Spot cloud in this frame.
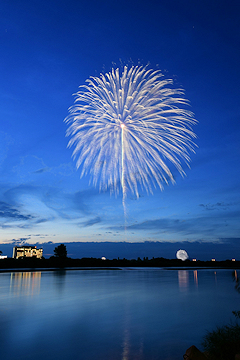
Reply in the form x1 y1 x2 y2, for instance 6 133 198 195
79 216 101 227
110 209 240 238
12 155 48 177
35 218 53 224
199 202 233 211
0 201 33 220
33 167 51 174
219 238 240 246
120 218 199 236
7 237 31 245
27 234 49 237
0 182 107 236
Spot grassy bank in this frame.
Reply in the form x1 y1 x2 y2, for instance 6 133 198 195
1 257 240 270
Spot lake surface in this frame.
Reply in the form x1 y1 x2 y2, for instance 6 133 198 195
0 268 239 360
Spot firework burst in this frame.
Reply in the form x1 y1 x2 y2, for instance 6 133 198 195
65 65 197 201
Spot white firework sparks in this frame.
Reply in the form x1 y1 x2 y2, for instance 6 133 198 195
65 65 197 202
176 249 189 261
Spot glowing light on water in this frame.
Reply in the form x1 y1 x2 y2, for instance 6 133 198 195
65 65 197 201
194 270 198 287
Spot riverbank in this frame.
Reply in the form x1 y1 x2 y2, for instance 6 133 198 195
0 256 240 272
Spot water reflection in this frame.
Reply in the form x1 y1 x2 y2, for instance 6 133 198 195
121 317 144 359
121 295 132 360
1 269 239 360
122 326 130 360
178 270 189 291
193 270 198 287
10 272 41 297
121 289 144 360
232 270 240 293
53 269 66 293
178 270 199 290
214 271 217 284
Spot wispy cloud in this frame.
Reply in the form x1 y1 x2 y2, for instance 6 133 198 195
110 209 240 238
33 167 51 174
199 202 234 211
79 216 101 227
7 237 31 245
0 201 33 220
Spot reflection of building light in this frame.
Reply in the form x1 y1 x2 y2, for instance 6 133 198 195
192 259 197 262
235 270 238 281
211 258 216 261
214 271 217 284
193 270 198 287
10 271 41 297
232 259 236 261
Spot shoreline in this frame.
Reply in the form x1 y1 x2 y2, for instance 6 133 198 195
0 267 122 273
0 265 239 274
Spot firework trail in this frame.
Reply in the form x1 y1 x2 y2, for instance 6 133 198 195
65 65 197 212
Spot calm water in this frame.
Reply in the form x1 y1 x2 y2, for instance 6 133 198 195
0 268 239 360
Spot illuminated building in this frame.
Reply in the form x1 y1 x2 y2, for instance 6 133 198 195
12 246 43 259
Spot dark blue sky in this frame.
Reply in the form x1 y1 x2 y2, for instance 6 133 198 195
1 0 240 260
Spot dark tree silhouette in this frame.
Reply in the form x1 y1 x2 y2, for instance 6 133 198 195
54 244 67 259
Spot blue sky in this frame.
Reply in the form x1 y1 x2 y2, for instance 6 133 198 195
1 0 240 259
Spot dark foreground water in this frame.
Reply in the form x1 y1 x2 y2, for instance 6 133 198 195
0 268 239 360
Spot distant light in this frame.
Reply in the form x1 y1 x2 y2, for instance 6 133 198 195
232 258 236 261
101 256 107 260
176 249 189 261
211 258 216 261
192 259 197 262
0 255 7 259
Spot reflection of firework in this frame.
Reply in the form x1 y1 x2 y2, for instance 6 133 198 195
65 65 197 200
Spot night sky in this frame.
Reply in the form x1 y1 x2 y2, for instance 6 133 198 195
1 0 240 260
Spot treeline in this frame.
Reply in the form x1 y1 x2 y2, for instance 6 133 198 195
0 256 240 270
